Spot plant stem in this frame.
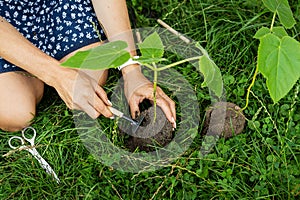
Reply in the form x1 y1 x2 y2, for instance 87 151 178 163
157 56 201 71
241 64 259 112
242 11 276 112
141 56 201 72
270 12 277 32
143 63 155 71
141 56 201 121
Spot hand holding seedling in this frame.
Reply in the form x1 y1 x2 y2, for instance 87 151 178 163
122 66 176 125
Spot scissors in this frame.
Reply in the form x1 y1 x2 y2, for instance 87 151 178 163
8 126 60 184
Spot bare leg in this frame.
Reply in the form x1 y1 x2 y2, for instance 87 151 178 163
0 69 107 132
0 72 44 132
0 42 108 132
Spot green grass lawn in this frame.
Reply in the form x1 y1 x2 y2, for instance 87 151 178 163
1 0 300 199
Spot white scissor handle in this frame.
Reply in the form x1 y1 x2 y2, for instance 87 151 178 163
21 126 37 146
8 136 25 149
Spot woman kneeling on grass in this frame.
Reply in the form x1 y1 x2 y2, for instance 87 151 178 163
0 0 176 132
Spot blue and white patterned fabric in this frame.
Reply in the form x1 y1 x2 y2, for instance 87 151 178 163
0 0 106 73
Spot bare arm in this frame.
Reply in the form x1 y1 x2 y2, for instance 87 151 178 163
91 1 176 126
0 16 61 84
0 16 112 118
91 0 140 74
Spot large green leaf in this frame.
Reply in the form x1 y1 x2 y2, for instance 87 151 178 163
138 32 164 61
262 0 296 28
197 44 223 98
254 26 288 39
272 27 289 38
254 27 271 39
257 33 300 103
61 41 130 70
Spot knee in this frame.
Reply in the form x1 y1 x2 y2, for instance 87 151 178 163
0 109 35 132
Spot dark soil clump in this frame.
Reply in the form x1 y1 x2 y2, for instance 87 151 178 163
122 106 174 152
202 102 246 138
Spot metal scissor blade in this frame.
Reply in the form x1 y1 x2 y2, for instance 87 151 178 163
29 148 60 184
37 155 60 184
109 107 144 134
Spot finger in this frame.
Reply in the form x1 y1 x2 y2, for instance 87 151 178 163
90 93 113 118
83 104 101 119
156 97 173 122
94 85 112 106
168 97 176 129
155 90 176 128
167 95 176 121
129 96 143 119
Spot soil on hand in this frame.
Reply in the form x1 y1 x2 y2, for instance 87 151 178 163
202 102 246 138
122 106 174 152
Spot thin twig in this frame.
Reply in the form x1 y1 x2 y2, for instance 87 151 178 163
3 146 32 157
157 19 191 44
3 144 43 157
250 90 279 135
150 178 166 200
106 178 124 200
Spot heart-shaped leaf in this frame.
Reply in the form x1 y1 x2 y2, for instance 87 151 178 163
262 0 296 28
61 41 130 70
272 27 288 38
197 43 223 98
254 26 288 39
254 27 271 39
257 33 300 103
138 32 164 61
